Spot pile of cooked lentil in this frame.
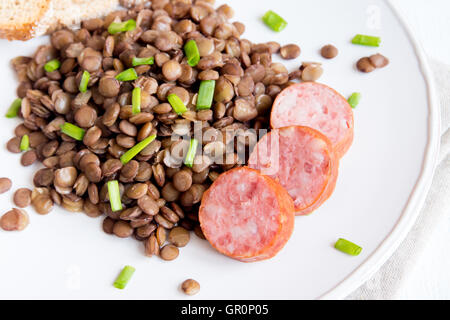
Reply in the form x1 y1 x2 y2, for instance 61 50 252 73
2 0 311 260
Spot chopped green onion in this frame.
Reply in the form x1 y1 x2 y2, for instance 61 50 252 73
44 59 61 72
184 40 200 67
108 19 137 35
79 70 90 93
335 238 362 256
120 135 157 165
5 98 22 118
351 34 381 47
60 122 86 141
20 134 29 151
167 94 187 115
184 139 198 168
348 92 361 109
116 68 138 82
196 80 216 110
107 180 123 212
132 56 155 67
262 10 288 32
114 265 135 289
132 87 141 115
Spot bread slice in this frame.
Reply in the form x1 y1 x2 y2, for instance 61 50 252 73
0 0 124 41
0 0 54 40
51 0 120 28
119 0 148 8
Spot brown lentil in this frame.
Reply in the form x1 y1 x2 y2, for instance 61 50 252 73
120 206 142 220
21 150 37 166
136 223 157 239
161 206 180 224
0 178 12 194
145 234 160 257
280 44 301 60
99 77 121 97
181 279 200 296
0 208 29 231
13 188 32 208
168 226 190 247
113 221 134 238
160 244 179 261
126 183 148 199
7 137 21 153
172 170 192 192
357 57 376 73
162 60 182 81
74 105 97 128
321 44 339 59
102 217 115 234
302 64 324 81
137 195 159 215
32 194 54 215
161 182 180 202
156 225 167 246
154 214 174 229
33 168 54 187
194 225 206 240
369 53 390 68
83 199 102 218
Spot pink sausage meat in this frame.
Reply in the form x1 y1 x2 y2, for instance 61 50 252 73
249 126 339 215
271 82 354 158
199 167 295 262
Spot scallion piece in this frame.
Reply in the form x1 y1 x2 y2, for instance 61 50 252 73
114 265 135 289
60 122 86 141
5 98 22 118
335 238 362 256
107 180 123 212
120 135 157 165
196 80 215 110
20 134 30 151
348 92 361 109
44 59 61 72
108 19 137 35
184 40 200 67
132 56 154 67
167 94 187 115
79 70 90 93
132 87 141 115
351 34 381 47
262 10 288 32
116 68 138 82
184 139 198 168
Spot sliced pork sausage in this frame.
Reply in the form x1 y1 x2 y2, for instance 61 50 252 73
199 167 295 262
249 126 339 215
270 82 354 158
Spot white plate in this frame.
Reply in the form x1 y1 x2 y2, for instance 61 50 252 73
0 0 439 300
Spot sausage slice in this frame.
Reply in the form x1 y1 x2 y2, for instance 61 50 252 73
199 167 295 262
270 82 354 158
249 126 339 215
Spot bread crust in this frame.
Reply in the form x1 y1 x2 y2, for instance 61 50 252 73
0 0 53 41
0 0 121 41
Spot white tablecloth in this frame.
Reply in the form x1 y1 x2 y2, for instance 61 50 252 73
345 0 450 300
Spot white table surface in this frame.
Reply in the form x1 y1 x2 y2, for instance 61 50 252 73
369 0 450 300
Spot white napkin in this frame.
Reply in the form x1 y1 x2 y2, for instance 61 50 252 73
347 60 450 300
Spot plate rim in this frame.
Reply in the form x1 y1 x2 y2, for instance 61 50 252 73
320 0 441 300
